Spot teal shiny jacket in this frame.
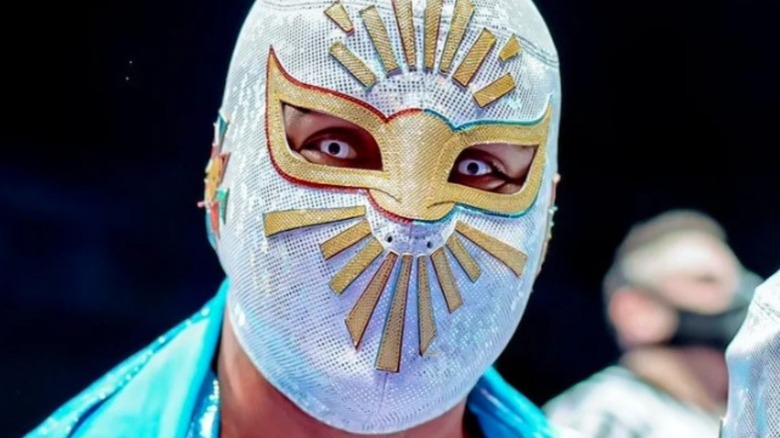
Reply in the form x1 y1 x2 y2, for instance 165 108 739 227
28 280 552 438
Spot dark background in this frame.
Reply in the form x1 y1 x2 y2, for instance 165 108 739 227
3 0 778 435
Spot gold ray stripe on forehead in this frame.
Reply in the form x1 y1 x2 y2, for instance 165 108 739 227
360 6 401 75
452 28 497 88
455 222 527 277
264 206 366 237
392 0 417 71
324 1 355 34
424 0 443 71
376 254 412 372
320 219 373 260
330 238 385 295
329 42 378 88
446 234 481 282
346 252 398 348
473 73 517 108
417 256 436 355
430 249 464 313
438 0 475 74
499 35 522 62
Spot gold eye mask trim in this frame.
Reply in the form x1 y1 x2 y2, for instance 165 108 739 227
266 49 553 221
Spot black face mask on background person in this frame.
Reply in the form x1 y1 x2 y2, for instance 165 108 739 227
657 270 762 351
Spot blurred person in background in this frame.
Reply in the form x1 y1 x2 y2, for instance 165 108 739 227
28 0 577 437
544 210 761 437
722 269 779 437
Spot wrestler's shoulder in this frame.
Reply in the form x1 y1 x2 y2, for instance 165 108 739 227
26 299 221 438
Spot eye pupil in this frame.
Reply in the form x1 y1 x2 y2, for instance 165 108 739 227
467 162 480 175
327 142 342 155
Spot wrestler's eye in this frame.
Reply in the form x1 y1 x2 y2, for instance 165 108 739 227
283 104 382 170
316 139 355 159
449 143 536 194
457 159 492 176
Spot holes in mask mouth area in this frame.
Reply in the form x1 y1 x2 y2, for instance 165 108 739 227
448 143 537 194
386 235 394 243
281 103 383 171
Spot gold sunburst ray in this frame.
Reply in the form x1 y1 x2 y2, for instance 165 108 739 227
455 221 527 276
360 6 401 75
320 219 373 260
445 234 481 281
417 256 437 355
345 252 399 348
430 248 464 313
263 206 366 237
438 0 476 74
376 254 413 372
325 1 355 34
330 238 385 295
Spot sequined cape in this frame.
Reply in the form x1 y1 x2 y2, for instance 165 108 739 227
27 280 552 438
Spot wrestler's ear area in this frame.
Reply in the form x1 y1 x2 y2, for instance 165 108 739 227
552 173 561 203
282 103 383 171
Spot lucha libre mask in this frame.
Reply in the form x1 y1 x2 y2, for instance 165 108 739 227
199 0 561 433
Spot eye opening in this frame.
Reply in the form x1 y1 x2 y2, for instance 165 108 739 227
282 103 383 171
448 143 537 195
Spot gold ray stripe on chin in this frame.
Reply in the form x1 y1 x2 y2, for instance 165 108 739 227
430 248 464 313
330 238 385 295
446 234 481 282
346 252 399 348
263 206 366 237
455 221 527 277
417 256 436 355
376 254 413 372
320 220 373 260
